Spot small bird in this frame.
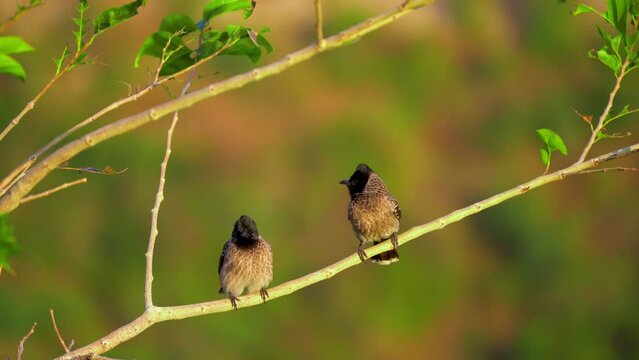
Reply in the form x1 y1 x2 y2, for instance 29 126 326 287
340 163 401 265
218 215 273 309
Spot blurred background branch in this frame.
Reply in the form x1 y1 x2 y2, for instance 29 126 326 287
0 0 42 34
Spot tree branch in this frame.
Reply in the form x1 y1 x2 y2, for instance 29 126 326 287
578 166 639 174
577 58 630 162
0 0 431 215
0 157 35 196
0 37 98 143
17 322 37 360
57 142 639 359
18 178 87 204
28 38 237 161
0 0 43 34
144 33 203 309
49 308 70 353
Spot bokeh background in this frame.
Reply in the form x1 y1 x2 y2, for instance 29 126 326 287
2 0 639 358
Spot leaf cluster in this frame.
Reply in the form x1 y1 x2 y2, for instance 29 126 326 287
574 0 639 74
0 36 34 80
134 0 272 76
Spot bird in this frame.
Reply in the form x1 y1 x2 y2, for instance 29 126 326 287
340 163 401 265
218 215 273 309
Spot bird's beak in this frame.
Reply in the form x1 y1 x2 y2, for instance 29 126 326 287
339 179 349 185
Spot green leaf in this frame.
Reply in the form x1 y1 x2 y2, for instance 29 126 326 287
0 214 19 273
73 0 89 51
573 3 600 15
134 31 194 75
159 14 197 34
596 26 622 56
605 104 639 125
69 52 89 70
200 26 272 62
590 47 622 74
540 147 551 167
537 128 568 155
53 46 70 75
0 36 35 54
536 128 567 168
606 0 628 34
0 53 27 81
202 0 253 23
243 0 256 19
94 0 146 33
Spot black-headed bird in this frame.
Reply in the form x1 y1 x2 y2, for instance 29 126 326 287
218 215 273 309
340 163 401 265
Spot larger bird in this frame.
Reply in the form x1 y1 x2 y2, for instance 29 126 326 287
340 163 401 265
218 215 273 309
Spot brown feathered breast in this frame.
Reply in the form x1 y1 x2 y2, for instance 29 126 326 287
218 237 273 298
347 173 401 244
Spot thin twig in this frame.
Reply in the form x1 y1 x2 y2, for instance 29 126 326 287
0 157 35 196
0 37 97 143
144 33 203 309
50 308 70 353
579 167 639 174
577 58 630 163
17 322 37 360
28 38 237 161
0 1 43 34
314 0 325 47
0 0 431 214
19 178 87 204
58 142 639 359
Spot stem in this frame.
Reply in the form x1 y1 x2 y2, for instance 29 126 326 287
0 38 96 143
17 322 37 360
577 58 630 163
57 142 639 359
314 0 325 47
145 33 203 308
19 178 86 204
0 1 43 34
0 0 431 214
50 308 69 353
30 40 237 161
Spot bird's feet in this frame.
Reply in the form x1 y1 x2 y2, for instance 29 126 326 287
228 294 240 310
357 246 368 263
391 232 399 249
260 288 269 303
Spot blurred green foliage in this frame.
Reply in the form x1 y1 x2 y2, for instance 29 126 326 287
1 0 639 359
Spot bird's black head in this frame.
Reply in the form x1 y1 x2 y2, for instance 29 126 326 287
340 163 373 197
232 215 260 246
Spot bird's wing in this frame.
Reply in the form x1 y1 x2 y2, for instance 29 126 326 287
391 196 402 220
217 240 230 275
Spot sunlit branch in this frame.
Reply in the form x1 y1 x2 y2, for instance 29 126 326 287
58 142 639 359
19 178 87 204
0 0 431 214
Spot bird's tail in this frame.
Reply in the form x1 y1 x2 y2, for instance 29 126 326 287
370 241 399 265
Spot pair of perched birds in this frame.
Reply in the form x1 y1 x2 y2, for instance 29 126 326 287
218 163 401 309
